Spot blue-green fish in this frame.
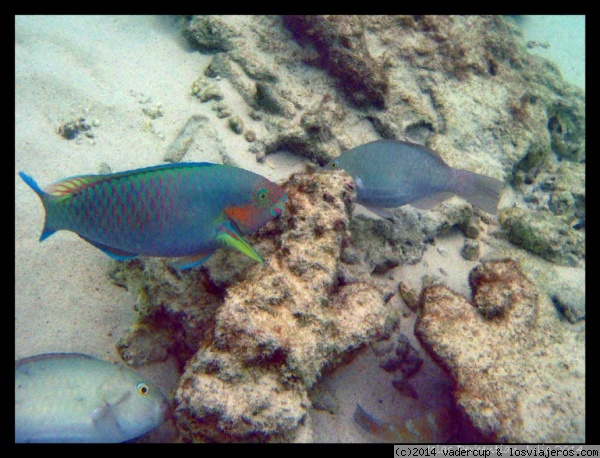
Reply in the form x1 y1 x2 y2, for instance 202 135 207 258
15 353 170 443
19 163 287 269
354 404 456 443
325 140 503 215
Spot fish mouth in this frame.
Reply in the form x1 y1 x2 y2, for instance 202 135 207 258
270 194 288 217
159 398 173 423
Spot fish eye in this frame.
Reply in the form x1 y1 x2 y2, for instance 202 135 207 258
136 382 149 396
330 161 338 169
257 188 268 200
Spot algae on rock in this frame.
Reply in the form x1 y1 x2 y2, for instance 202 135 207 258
500 207 584 267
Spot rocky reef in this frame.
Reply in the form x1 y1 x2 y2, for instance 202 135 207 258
183 14 584 269
112 171 388 442
415 259 584 442
109 15 584 442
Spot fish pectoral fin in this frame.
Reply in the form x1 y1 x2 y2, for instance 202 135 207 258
91 404 126 441
216 222 264 264
170 252 213 270
79 236 138 261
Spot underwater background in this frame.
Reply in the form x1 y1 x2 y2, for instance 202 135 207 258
15 16 585 442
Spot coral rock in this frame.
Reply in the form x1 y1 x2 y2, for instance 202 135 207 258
173 171 388 442
500 207 584 267
284 15 389 108
415 260 584 442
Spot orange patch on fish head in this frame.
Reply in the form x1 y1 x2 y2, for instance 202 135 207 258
224 180 287 233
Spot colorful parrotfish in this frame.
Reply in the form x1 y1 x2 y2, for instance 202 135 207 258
19 163 287 269
354 404 457 443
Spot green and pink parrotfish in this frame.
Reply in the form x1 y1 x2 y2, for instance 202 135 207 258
19 162 287 269
325 139 504 217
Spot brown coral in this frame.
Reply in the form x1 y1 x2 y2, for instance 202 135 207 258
172 171 388 442
415 259 584 442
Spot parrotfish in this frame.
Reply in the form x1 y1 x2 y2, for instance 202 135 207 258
354 404 456 443
15 353 170 443
19 163 287 269
325 140 503 216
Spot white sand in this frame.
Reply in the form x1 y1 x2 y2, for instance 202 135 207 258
14 15 527 443
518 15 585 90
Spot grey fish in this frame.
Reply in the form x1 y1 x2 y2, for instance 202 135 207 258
354 404 456 443
15 353 170 443
325 140 504 215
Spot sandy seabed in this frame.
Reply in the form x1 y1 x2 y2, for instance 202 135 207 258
15 15 584 443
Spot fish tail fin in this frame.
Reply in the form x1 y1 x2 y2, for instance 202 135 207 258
354 404 384 436
453 169 504 215
19 171 59 241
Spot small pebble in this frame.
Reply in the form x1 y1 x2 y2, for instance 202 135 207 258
395 334 410 359
372 339 394 357
399 281 420 312
98 162 112 174
379 353 404 373
213 103 232 118
391 376 419 399
228 116 244 135
379 310 400 340
462 239 480 261
142 104 163 119
462 215 481 239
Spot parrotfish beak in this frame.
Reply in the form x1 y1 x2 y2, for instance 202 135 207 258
271 206 282 218
270 193 287 218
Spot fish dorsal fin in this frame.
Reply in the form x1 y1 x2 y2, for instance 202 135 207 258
15 352 94 367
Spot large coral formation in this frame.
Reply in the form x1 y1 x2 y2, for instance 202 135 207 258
174 172 387 442
111 16 584 442
174 171 387 442
184 14 584 267
113 171 388 442
415 259 584 442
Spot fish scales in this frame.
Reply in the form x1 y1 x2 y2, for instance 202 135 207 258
65 168 186 253
19 162 287 268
